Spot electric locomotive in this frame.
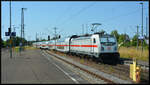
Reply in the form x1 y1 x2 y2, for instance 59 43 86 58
68 32 120 64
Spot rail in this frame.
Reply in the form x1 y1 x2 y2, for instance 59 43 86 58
44 50 133 84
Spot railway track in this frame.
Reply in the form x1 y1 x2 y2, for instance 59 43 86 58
121 58 149 70
50 50 130 77
44 49 149 84
44 50 133 84
44 50 115 84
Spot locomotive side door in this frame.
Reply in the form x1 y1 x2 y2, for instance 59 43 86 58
91 35 99 58
91 37 96 54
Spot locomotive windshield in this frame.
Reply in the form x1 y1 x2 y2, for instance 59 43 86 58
100 37 116 43
100 36 116 46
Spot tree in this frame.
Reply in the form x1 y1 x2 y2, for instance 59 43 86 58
119 34 124 44
111 30 120 42
5 36 27 47
1 38 10 48
1 38 5 48
118 33 130 47
41 39 47 41
131 34 138 46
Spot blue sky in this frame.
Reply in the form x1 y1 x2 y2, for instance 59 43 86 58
1 1 149 41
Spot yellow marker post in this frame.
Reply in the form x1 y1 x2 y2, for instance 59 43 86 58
130 58 141 83
130 58 136 81
133 58 136 82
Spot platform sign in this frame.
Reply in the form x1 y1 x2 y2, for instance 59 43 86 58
5 32 16 36
11 32 16 36
5 32 10 36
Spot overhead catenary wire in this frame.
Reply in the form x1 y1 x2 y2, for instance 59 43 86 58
54 4 73 26
102 7 148 23
58 2 96 27
56 2 136 29
43 3 148 40
49 3 147 37
45 4 72 38
52 2 96 38
101 7 148 37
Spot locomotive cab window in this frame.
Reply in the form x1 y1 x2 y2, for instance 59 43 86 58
100 36 116 46
93 38 96 43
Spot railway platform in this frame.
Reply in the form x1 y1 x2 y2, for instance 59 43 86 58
1 48 88 84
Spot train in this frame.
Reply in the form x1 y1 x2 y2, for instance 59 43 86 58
33 32 120 64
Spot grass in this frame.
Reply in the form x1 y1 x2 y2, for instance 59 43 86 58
109 66 115 73
118 46 149 62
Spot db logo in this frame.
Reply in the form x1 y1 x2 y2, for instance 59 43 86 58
107 47 111 50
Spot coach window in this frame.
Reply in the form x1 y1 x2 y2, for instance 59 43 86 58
93 38 96 43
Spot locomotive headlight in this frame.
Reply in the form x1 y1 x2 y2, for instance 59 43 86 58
101 47 104 51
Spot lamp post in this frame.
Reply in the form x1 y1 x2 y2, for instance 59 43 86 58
53 27 57 50
140 2 143 52
20 8 27 51
9 0 12 58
